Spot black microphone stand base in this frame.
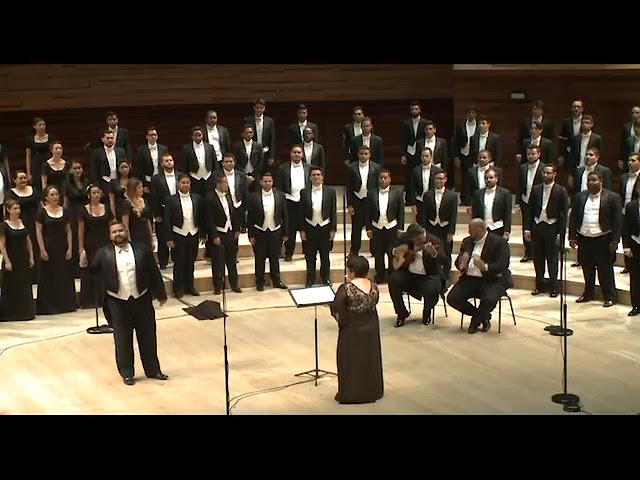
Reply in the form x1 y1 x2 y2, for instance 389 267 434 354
552 393 581 412
294 369 337 385
86 325 114 334
549 326 573 336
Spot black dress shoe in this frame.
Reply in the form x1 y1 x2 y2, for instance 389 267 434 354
576 295 593 303
174 291 184 299
571 262 581 267
549 290 558 298
628 307 640 316
603 300 615 308
213 289 221 295
123 377 135 386
394 311 409 328
274 281 288 289
481 320 492 332
256 285 264 292
284 255 293 262
187 287 200 296
147 372 169 380
622 268 630 274
422 308 432 325
305 282 313 288
322 280 332 286
520 256 531 262
531 289 543 296
231 286 243 293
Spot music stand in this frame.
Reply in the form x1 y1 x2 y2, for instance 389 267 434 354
289 284 338 386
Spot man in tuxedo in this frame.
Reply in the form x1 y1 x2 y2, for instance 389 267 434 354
470 167 512 240
447 218 513 334
90 221 168 386
232 124 263 194
470 115 502 166
366 169 404 283
205 174 242 295
203 110 231 167
149 153 180 269
569 171 622 307
517 99 554 148
622 194 640 316
277 145 311 262
301 127 326 174
518 121 554 165
349 117 384 166
90 130 127 193
620 153 640 273
133 126 168 192
388 223 447 327
619 105 640 172
622 122 640 169
343 105 365 165
453 107 478 204
524 164 569 297
406 147 443 222
164 174 204 299
416 120 448 171
421 170 458 280
299 167 337 287
515 145 544 262
220 152 249 235
572 147 612 193
287 104 319 146
244 99 276 171
567 115 603 181
246 172 288 291
181 126 217 198
92 111 131 160
400 101 428 190
558 99 584 168
347 146 381 256
467 150 502 200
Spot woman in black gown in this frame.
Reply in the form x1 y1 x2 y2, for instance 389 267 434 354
122 177 153 251
78 184 113 308
25 117 55 191
7 171 42 283
0 200 35 321
35 185 77 315
329 255 384 405
108 159 131 221
65 160 89 278
41 141 68 195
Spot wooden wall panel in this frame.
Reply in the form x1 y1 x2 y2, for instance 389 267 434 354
0 64 453 111
0 98 453 186
452 68 640 193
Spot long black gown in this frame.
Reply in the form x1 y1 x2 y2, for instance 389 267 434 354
125 198 153 249
7 187 42 284
35 207 77 315
0 222 35 321
330 281 384 404
79 206 113 308
65 178 89 278
42 162 68 195
25 134 55 191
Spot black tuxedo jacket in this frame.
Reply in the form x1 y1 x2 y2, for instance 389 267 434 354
133 143 169 185
573 164 612 192
243 115 276 158
276 162 312 196
569 189 623 244
163 192 204 239
223 170 249 207
203 190 241 239
467 165 503 200
400 117 428 156
567 133 604 173
518 117 554 147
407 164 444 206
203 124 231 158
350 134 384 165
346 161 382 207
246 189 288 239
620 171 640 205
93 127 130 156
558 116 583 158
232 141 263 176
90 146 127 184
302 142 326 173
149 171 181 219
394 230 447 278
622 199 640 249
471 186 513 233
455 233 512 288
621 121 635 160
453 121 477 157
520 137 554 164
298 185 337 232
416 136 448 171
421 189 458 235
343 122 362 157
287 121 319 145
365 188 405 231
524 183 569 235
470 132 502 166
89 242 167 301
516 162 544 207
181 142 217 176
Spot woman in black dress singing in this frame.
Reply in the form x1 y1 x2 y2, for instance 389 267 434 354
329 255 384 404
7 170 41 283
108 159 131 220
41 141 68 194
78 184 113 308
0 199 35 321
35 185 77 315
122 177 153 251
25 117 55 190
65 160 90 278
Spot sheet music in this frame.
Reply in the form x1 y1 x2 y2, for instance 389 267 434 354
289 285 336 307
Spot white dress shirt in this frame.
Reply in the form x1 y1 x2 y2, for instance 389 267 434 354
461 120 476 156
148 143 159 179
466 232 488 278
535 182 557 224
354 161 369 200
216 189 232 233
164 171 177 196
354 122 363 138
108 243 146 300
308 185 329 227
104 146 117 182
286 162 306 202
429 188 449 227
207 125 223 162
225 170 242 208
580 164 597 192
372 188 397 230
362 134 371 148
625 171 639 207
522 161 540 204
191 141 211 180
255 116 265 149
304 141 314 165
243 140 254 174
173 192 198 236
478 132 488 152
580 190 606 237
579 133 591 168
257 189 280 231
418 164 432 201
483 186 503 231
477 165 489 190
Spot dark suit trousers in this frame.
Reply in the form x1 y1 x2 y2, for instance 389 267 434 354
156 219 171 267
371 226 397 279
189 176 214 198
388 270 441 317
105 291 161 378
531 221 560 291
211 230 239 290
629 243 640 306
254 228 282 286
426 223 452 277
304 224 331 284
172 232 199 294
460 154 474 204
520 202 532 257
447 276 506 323
285 200 304 258
489 227 505 238
404 155 420 192
350 196 369 255
415 200 426 229
577 233 616 301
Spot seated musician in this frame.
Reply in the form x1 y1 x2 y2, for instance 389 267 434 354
388 223 447 327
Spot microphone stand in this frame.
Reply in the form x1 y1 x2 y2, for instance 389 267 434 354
550 239 581 412
222 260 230 416
87 273 113 335
343 187 347 278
